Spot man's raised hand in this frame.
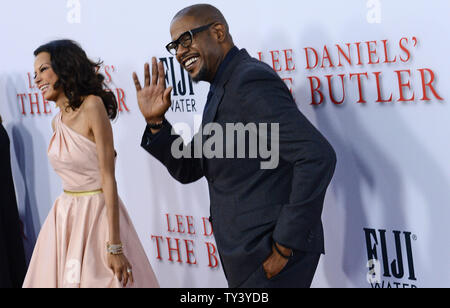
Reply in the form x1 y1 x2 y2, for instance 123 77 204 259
132 57 173 124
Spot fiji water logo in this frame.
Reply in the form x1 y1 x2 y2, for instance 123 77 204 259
159 57 198 113
364 228 418 288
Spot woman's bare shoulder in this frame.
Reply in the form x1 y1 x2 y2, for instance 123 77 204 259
83 95 104 110
80 95 108 119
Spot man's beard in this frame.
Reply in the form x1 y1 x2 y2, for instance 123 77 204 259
192 65 209 83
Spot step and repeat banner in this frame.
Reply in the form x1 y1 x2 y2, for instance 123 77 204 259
0 0 449 288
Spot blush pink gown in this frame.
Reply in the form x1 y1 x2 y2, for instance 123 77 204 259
23 113 159 288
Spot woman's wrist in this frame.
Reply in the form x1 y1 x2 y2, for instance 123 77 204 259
107 242 124 255
108 230 121 244
109 238 121 244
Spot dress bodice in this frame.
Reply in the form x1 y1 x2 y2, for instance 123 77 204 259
48 113 102 192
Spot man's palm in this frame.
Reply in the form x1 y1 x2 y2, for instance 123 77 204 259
133 57 173 123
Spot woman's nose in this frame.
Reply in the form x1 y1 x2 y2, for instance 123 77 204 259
34 74 41 85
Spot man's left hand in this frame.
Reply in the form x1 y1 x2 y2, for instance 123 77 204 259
262 243 292 280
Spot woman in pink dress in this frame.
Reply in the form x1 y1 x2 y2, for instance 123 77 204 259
23 40 159 288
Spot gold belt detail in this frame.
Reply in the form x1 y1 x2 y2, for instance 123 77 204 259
64 189 103 197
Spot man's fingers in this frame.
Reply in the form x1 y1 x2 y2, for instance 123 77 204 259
163 87 173 105
151 57 158 86
132 72 142 92
144 62 151 87
158 61 167 89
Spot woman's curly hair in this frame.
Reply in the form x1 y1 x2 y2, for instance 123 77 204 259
34 40 118 120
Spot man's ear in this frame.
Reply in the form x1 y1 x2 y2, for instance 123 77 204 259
212 23 227 43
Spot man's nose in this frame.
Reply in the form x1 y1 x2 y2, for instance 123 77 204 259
176 44 190 62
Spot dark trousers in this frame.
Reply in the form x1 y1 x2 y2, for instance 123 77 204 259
238 252 321 288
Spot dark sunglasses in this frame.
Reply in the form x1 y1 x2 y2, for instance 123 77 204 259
166 23 215 55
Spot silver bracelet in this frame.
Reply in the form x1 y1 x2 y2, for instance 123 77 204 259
107 243 124 255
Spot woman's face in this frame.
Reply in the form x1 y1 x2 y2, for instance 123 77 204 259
34 52 62 102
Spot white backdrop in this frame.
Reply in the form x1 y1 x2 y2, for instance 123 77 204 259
1 0 449 288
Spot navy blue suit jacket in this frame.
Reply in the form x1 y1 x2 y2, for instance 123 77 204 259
141 49 336 288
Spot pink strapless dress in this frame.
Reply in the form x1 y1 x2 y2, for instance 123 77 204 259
23 113 159 288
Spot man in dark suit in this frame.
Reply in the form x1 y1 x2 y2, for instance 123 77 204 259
133 4 336 288
0 118 27 288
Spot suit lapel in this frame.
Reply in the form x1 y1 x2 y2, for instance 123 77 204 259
201 49 250 128
200 49 251 172
202 86 225 127
201 86 224 165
